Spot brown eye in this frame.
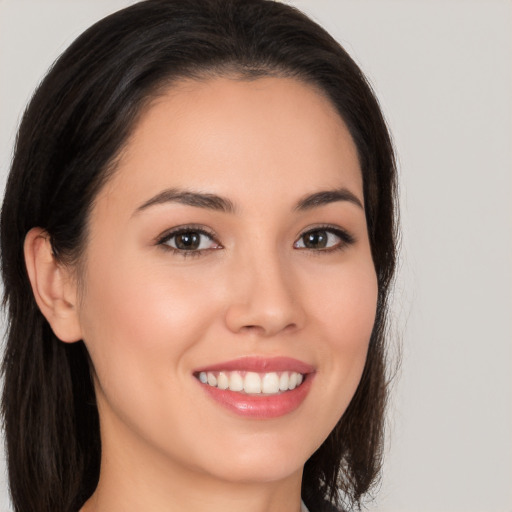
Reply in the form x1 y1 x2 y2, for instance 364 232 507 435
161 228 219 252
294 227 354 251
302 230 329 249
174 232 201 250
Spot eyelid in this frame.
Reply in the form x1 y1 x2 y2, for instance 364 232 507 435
154 223 354 256
156 224 222 255
294 224 355 251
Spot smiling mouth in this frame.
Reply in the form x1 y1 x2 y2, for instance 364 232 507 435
194 357 315 418
196 370 305 395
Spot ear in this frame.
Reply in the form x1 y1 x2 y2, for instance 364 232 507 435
24 227 82 343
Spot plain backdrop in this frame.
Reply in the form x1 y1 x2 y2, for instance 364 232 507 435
0 1 511 511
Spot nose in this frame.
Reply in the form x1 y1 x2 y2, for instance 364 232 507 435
224 252 305 337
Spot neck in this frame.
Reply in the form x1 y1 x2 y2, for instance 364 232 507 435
81 413 304 512
83 462 303 512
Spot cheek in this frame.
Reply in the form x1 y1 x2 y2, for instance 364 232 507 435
77 251 221 390
336 265 378 375
306 260 378 410
76 253 227 452
309 259 378 347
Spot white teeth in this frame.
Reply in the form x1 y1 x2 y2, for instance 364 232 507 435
244 372 261 394
262 372 280 394
279 372 289 391
217 372 229 390
198 370 305 395
288 372 297 390
229 372 244 392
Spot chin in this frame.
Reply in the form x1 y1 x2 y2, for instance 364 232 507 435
203 454 304 485
187 428 320 485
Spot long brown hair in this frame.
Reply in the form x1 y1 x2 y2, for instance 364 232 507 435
1 1 398 510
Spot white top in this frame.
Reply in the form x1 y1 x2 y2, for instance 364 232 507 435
301 500 310 512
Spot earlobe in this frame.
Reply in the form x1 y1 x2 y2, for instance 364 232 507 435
24 227 82 343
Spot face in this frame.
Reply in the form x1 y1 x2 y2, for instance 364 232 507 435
75 76 378 486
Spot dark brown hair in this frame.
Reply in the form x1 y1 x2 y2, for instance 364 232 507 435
1 1 398 511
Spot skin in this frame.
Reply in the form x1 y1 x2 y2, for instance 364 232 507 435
26 76 378 512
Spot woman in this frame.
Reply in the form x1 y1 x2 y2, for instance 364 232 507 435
0 1 397 511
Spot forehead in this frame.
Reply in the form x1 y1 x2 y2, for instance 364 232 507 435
98 76 362 213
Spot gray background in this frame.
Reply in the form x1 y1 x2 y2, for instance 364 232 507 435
1 0 511 510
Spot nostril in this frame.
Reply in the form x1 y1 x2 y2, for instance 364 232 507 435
240 324 260 333
239 322 298 336
224 297 304 336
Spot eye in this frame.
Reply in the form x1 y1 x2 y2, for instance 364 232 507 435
294 227 354 251
158 227 221 254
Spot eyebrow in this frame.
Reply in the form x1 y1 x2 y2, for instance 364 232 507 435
134 186 363 216
135 188 236 214
295 188 364 211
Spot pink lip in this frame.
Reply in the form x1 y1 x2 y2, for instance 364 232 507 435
194 356 315 374
194 357 316 419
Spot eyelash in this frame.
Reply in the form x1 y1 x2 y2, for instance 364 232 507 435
156 224 355 258
156 225 221 258
294 225 355 253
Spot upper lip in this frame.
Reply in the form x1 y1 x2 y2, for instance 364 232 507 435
194 356 315 374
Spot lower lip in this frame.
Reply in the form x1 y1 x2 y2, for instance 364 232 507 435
198 375 314 419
